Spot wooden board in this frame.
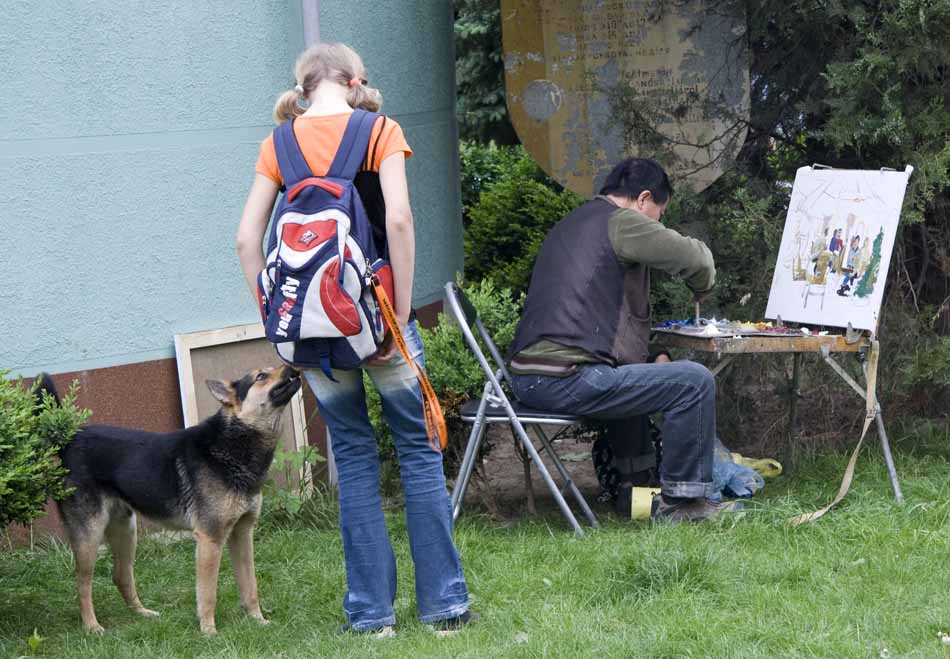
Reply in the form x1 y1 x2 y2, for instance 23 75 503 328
174 324 308 487
651 330 869 354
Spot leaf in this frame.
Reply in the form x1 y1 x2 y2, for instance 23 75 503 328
26 628 44 652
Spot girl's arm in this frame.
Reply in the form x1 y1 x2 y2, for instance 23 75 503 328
365 152 414 364
378 151 414 330
236 174 280 303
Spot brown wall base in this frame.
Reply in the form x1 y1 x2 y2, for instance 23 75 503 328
5 300 443 549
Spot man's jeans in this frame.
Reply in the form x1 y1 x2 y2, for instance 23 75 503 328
511 360 716 498
304 321 469 630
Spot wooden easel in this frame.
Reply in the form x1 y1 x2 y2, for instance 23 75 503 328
652 327 903 512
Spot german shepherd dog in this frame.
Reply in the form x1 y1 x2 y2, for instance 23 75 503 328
36 366 301 635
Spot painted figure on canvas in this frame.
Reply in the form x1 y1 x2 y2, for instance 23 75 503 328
828 228 843 272
837 235 862 296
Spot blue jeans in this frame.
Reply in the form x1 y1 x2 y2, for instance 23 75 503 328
304 321 469 630
511 360 716 498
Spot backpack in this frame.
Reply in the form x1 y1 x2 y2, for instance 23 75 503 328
257 110 394 379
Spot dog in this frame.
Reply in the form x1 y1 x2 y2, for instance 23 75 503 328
35 365 301 635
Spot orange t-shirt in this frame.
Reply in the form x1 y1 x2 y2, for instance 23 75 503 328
255 113 412 186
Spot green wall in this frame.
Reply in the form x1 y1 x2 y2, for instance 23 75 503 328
0 1 462 377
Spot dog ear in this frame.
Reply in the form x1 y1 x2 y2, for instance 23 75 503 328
206 379 235 406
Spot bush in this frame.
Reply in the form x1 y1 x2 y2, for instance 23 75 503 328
259 444 337 531
463 143 583 298
458 140 527 223
896 322 950 413
0 375 89 528
420 278 524 404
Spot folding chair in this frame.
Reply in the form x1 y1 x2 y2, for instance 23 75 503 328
443 282 598 537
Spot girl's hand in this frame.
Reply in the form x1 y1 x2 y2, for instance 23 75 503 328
365 333 395 365
365 314 411 366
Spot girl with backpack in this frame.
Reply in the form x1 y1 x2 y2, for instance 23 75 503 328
236 42 470 635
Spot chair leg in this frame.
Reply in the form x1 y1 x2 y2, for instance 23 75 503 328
532 426 598 528
510 421 585 538
452 412 488 522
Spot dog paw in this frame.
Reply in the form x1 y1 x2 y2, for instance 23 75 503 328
135 607 160 618
245 610 270 625
200 624 218 636
85 623 106 635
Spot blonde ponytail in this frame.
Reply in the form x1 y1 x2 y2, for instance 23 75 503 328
346 83 382 112
272 88 306 124
272 42 384 124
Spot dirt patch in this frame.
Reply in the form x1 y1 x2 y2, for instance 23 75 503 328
454 425 606 521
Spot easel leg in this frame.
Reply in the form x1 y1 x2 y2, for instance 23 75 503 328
863 340 904 505
789 353 802 439
875 411 904 504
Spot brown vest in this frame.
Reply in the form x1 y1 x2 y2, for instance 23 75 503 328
510 198 651 366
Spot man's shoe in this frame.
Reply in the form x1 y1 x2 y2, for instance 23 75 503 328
650 494 738 522
337 623 396 638
427 610 477 637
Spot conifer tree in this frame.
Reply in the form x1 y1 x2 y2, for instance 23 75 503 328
855 228 884 298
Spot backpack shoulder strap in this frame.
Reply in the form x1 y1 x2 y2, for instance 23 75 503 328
362 115 387 173
327 109 380 181
273 120 313 189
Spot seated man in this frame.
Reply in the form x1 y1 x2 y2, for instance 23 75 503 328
508 158 724 521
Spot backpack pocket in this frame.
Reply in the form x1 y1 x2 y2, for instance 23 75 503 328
273 209 352 272
297 256 365 339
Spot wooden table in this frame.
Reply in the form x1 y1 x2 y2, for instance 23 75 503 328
651 328 903 504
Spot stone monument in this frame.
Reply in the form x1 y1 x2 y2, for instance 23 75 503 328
501 0 750 194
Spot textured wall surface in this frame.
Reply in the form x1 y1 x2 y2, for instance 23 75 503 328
0 1 462 376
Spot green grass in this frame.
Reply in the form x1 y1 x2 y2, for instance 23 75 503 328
3 425 950 658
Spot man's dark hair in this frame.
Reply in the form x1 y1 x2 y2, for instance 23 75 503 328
598 158 673 204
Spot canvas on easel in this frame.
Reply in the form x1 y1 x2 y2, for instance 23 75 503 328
765 165 913 332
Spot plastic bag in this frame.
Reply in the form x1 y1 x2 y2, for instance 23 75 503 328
711 437 765 500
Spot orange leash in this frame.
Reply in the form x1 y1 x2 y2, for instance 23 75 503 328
370 274 447 451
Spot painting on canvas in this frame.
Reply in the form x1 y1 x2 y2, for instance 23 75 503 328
765 166 912 332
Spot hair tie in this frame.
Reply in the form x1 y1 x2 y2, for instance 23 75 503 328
294 84 304 95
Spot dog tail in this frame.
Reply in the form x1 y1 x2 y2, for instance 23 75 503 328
33 372 61 408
